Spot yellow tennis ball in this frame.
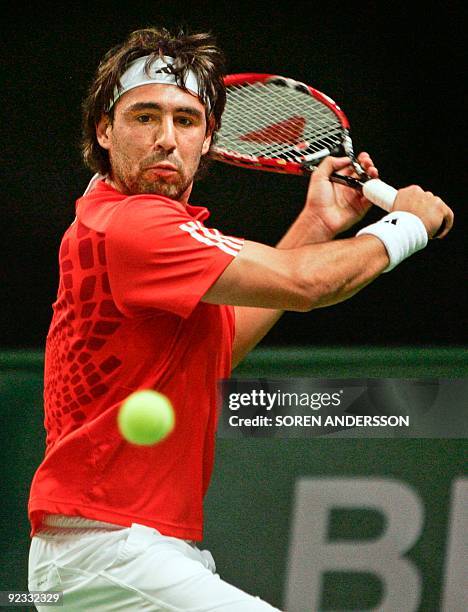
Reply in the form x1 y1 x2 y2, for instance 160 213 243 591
118 390 175 445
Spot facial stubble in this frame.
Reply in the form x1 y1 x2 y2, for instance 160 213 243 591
108 131 204 199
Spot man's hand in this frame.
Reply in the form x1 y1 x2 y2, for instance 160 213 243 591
303 153 378 239
393 186 454 239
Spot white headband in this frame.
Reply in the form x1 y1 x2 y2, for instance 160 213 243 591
109 55 207 110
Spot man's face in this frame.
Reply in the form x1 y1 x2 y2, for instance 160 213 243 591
97 84 212 202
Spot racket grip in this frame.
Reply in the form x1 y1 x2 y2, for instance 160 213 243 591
362 179 398 212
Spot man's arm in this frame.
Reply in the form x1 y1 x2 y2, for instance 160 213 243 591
202 164 453 367
204 235 389 311
229 209 339 368
228 153 378 368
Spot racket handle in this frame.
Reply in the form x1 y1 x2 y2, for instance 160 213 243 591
362 179 398 212
328 173 398 212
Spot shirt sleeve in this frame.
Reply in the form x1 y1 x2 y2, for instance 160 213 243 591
106 196 244 318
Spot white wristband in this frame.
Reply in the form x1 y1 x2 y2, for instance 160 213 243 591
356 211 428 272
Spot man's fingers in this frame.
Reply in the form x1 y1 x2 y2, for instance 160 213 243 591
357 152 378 178
428 197 454 239
312 154 380 196
394 186 454 239
314 154 379 182
313 156 351 180
434 207 454 239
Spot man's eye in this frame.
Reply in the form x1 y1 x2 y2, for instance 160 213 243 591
137 115 152 123
177 117 194 126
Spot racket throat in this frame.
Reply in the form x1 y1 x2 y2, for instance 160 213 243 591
329 172 366 191
301 129 369 191
342 132 367 178
300 131 367 181
301 159 369 192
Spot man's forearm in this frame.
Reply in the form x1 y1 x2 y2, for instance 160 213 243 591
232 209 336 368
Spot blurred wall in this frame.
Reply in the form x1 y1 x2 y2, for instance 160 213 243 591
2 348 466 610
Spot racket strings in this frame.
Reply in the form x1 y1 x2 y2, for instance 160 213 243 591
218 82 344 161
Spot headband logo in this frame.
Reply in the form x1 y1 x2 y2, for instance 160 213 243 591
153 65 175 75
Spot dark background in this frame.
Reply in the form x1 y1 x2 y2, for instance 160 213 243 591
2 1 466 349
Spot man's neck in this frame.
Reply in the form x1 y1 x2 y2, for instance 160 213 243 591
105 176 192 206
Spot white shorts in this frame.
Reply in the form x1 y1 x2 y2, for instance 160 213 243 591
28 516 281 611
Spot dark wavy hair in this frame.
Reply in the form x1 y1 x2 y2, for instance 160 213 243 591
81 27 226 176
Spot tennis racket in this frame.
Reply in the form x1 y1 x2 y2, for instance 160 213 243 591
210 73 398 212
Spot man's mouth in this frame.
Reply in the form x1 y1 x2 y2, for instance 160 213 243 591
146 163 178 176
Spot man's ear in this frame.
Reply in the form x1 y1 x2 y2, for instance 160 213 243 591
201 116 215 155
96 115 112 150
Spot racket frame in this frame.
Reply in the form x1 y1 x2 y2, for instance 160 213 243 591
212 73 368 183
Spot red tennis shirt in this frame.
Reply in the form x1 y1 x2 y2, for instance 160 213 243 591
28 178 243 541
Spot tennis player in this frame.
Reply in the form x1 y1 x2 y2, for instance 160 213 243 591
28 27 453 611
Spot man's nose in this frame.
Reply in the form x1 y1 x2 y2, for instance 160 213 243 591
154 117 177 151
